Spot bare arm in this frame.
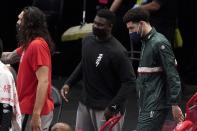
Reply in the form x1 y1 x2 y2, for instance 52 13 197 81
31 66 49 130
1 50 20 64
140 1 160 12
109 0 123 12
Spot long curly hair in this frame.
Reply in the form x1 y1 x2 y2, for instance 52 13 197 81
17 6 55 53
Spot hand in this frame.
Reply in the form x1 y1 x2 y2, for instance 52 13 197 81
172 105 184 122
30 114 42 131
104 107 115 121
104 105 121 121
60 84 70 102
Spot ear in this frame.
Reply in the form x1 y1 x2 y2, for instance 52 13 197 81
139 21 146 26
138 21 143 25
108 23 113 30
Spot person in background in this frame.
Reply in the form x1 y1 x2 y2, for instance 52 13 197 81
1 6 55 131
51 122 73 131
133 0 178 44
130 0 178 72
123 8 184 131
0 38 21 131
61 9 136 131
96 0 136 51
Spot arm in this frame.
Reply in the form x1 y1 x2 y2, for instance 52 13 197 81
139 1 161 12
105 51 136 120
157 42 184 122
1 50 20 64
61 62 82 102
64 62 82 87
109 0 123 12
31 66 49 130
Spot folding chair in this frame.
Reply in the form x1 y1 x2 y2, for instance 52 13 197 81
128 50 141 61
51 86 63 124
100 115 122 131
174 92 197 131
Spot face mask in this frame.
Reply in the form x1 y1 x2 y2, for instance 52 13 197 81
129 32 141 44
93 27 108 39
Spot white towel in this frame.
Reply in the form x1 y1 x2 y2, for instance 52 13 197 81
0 61 22 131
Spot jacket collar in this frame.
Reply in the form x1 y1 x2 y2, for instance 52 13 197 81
142 27 157 41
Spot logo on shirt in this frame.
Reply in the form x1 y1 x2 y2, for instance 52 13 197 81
96 54 103 67
160 45 165 50
111 105 117 110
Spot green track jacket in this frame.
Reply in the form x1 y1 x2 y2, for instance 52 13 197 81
137 28 181 112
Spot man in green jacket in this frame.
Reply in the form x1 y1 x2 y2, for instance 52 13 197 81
123 8 184 131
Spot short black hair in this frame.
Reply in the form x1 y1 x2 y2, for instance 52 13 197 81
0 38 3 58
123 8 150 23
96 9 116 25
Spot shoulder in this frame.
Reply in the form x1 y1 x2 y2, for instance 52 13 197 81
110 38 129 59
0 63 13 82
82 33 94 42
151 32 171 48
28 37 49 52
81 33 95 46
30 37 48 48
151 33 173 55
111 37 127 53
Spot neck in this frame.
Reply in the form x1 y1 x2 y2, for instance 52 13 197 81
96 34 112 41
143 23 152 36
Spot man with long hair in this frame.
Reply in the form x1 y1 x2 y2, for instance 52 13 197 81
1 6 55 131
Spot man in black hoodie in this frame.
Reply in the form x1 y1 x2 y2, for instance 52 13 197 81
61 9 136 131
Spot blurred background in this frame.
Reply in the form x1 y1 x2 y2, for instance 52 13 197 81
0 0 196 83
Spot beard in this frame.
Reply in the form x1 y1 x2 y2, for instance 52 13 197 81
16 23 26 46
16 24 22 43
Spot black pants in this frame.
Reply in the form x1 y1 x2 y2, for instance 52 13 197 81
0 103 12 131
137 110 168 131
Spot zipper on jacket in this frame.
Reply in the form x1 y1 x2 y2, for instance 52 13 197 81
139 42 145 66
